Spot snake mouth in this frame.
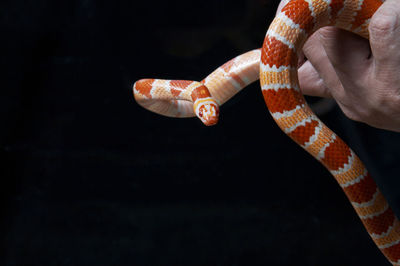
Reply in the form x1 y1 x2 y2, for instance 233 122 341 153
194 98 219 126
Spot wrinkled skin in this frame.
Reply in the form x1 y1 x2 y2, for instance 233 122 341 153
277 0 400 132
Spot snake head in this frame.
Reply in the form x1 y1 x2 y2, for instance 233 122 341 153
193 98 219 126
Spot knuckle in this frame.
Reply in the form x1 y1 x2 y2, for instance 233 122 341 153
378 93 400 115
339 99 375 124
337 101 362 122
351 94 395 125
342 109 362 123
369 7 399 38
317 27 340 43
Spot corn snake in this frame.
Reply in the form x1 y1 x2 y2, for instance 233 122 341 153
133 0 400 264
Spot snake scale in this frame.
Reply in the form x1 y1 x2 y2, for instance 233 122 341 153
133 0 400 263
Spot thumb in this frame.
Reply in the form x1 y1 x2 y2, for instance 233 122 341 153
369 0 400 77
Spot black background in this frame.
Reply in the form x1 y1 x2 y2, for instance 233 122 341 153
1 0 400 265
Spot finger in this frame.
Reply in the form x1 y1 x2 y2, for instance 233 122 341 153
369 0 400 77
298 60 331 98
302 30 344 98
317 27 371 80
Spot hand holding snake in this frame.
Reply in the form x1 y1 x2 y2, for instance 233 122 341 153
295 0 400 131
133 0 400 264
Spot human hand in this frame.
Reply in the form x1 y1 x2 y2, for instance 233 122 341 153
276 0 400 132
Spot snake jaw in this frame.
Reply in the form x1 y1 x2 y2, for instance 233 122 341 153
193 98 219 126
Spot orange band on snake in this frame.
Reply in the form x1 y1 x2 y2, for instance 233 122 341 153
134 0 400 264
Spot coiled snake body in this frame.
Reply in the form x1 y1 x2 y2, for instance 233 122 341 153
134 0 400 263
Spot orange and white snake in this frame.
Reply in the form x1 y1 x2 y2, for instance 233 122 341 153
133 0 400 264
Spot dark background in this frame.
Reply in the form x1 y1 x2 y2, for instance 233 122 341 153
1 0 400 265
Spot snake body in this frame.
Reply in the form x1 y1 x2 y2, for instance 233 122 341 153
134 0 400 263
